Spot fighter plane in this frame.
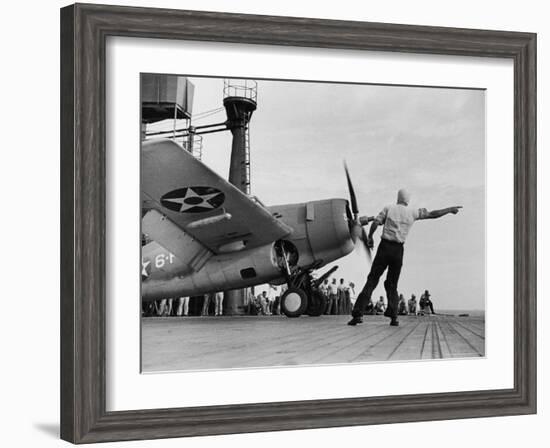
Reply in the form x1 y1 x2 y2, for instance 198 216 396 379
141 138 373 317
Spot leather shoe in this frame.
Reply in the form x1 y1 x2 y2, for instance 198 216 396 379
347 317 363 326
390 319 399 326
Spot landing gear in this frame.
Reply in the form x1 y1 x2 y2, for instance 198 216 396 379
280 279 327 318
274 240 337 318
280 264 330 318
280 288 308 318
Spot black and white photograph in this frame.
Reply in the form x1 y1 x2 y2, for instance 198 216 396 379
140 74 485 372
1 0 542 445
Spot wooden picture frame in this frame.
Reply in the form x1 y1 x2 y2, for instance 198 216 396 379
60 3 536 443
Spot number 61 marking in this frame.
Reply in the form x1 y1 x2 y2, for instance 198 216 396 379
154 253 175 268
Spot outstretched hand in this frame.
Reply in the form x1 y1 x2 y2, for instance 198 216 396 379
450 206 463 215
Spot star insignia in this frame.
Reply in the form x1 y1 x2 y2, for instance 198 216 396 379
142 260 151 277
162 187 223 212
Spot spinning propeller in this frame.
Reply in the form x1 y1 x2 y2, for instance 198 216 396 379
344 162 373 262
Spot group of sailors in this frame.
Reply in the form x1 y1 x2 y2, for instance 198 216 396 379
141 287 281 317
246 286 283 316
141 292 224 318
317 279 436 316
141 283 436 318
362 290 437 316
319 278 356 315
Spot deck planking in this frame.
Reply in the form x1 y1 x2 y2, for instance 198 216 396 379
141 314 485 372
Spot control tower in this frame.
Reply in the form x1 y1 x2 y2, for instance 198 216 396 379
223 79 257 194
223 79 258 314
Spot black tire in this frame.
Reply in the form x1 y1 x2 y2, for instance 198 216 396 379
280 287 308 318
307 290 327 317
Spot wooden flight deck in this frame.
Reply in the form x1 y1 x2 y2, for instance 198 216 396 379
141 314 485 372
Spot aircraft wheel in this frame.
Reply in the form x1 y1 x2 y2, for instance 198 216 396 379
281 287 308 318
307 290 327 317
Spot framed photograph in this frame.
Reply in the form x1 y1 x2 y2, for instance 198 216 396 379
60 3 536 444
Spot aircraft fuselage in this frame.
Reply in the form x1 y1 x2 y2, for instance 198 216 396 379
141 198 354 300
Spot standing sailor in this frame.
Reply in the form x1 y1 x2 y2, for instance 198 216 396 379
348 189 461 327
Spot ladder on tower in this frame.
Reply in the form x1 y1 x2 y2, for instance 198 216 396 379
243 127 251 195
182 132 203 161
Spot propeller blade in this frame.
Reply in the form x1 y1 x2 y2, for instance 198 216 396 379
344 161 371 264
360 227 372 262
350 223 362 241
344 161 359 217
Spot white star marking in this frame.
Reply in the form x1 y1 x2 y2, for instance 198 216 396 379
163 188 222 212
141 260 151 277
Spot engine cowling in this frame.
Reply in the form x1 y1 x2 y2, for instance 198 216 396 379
269 198 355 269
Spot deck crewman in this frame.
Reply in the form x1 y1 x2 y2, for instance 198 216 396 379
348 189 461 327
408 294 417 315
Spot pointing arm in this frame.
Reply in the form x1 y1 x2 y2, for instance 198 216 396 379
423 206 463 219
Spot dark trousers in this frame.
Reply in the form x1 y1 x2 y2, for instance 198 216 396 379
338 291 346 314
325 294 337 315
352 239 404 318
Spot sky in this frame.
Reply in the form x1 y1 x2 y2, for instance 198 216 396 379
147 76 486 311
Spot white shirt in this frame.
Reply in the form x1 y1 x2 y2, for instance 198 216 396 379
267 285 278 300
348 286 357 304
375 203 428 243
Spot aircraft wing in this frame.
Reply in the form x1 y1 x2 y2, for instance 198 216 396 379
142 139 293 254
